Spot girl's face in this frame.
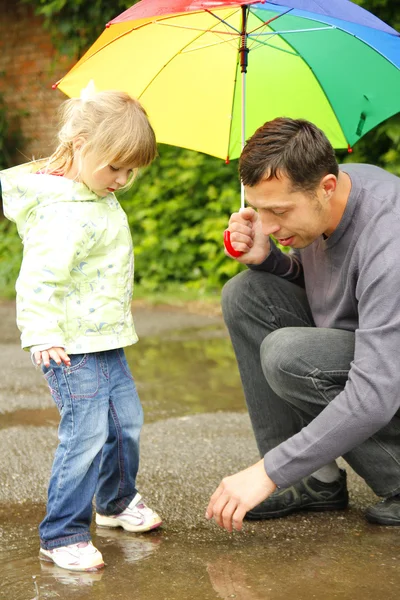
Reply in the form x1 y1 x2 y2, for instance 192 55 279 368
80 151 135 197
65 140 136 196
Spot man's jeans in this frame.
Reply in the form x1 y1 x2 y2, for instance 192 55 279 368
40 349 143 550
222 270 400 498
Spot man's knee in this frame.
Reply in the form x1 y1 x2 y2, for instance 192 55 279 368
260 328 298 394
221 270 280 328
221 270 253 325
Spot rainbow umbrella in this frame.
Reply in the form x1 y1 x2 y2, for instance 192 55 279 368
56 0 400 164
55 0 400 256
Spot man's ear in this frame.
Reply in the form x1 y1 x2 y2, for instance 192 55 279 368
321 174 337 200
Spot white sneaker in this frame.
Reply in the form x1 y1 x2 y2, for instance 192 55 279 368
96 493 163 533
39 541 104 572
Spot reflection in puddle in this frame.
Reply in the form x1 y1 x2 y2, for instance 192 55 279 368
206 538 400 600
0 407 59 430
40 561 104 587
125 331 245 422
95 528 163 564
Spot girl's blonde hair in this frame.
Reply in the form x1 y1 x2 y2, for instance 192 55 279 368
45 90 157 187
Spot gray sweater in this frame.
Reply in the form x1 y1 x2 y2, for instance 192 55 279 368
256 164 400 488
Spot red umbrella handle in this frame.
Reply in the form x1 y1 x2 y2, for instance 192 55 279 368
224 229 243 258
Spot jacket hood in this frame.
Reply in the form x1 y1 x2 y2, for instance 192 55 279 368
1 162 101 238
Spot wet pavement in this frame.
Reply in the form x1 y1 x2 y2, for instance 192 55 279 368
0 300 399 600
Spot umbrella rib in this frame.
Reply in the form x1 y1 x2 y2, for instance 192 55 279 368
226 59 239 162
181 36 240 54
155 8 244 53
248 38 300 58
249 26 335 37
136 12 241 100
156 22 237 37
251 9 400 68
337 29 400 69
204 8 240 35
57 8 240 77
301 74 349 147
247 27 336 57
249 6 293 34
250 11 348 145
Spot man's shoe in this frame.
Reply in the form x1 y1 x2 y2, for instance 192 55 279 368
365 494 400 526
39 541 104 572
96 493 162 533
245 469 348 520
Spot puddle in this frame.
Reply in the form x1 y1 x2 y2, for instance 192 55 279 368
1 325 400 599
1 503 399 600
125 331 245 422
0 331 245 429
0 408 59 430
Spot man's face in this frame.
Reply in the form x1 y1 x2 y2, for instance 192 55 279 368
245 173 332 249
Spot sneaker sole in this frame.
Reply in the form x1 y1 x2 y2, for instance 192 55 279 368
39 549 105 572
96 515 163 533
365 513 400 526
245 501 348 520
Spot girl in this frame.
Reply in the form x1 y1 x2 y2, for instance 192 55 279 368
1 88 162 572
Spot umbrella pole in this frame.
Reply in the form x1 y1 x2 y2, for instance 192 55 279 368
223 5 249 258
240 5 249 210
240 71 246 210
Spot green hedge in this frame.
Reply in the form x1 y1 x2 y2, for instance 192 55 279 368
119 145 245 293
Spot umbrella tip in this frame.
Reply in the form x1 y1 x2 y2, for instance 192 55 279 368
52 82 59 90
225 157 230 164
347 144 353 154
106 22 111 28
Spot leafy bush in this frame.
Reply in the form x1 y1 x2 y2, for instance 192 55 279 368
0 92 25 170
338 114 400 177
0 218 22 298
0 91 26 298
22 0 136 57
118 144 245 292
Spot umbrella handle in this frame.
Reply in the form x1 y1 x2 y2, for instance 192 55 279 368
224 229 244 258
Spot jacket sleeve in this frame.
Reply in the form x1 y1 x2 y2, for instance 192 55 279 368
248 240 304 287
263 229 400 488
16 204 96 350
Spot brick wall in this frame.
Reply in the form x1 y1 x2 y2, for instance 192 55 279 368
0 0 75 163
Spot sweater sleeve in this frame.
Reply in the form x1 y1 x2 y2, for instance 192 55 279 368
16 204 96 350
248 239 304 287
264 230 400 488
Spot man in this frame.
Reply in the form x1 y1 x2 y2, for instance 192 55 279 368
206 117 400 532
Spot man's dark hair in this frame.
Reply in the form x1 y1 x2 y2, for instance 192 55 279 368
239 118 339 193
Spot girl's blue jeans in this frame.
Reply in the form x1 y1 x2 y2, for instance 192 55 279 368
39 349 143 550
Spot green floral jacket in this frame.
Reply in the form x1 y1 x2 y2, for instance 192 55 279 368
1 163 138 353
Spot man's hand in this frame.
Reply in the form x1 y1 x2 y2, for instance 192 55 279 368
225 207 271 264
34 347 71 368
205 459 277 532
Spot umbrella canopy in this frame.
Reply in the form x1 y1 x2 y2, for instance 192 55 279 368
56 0 400 161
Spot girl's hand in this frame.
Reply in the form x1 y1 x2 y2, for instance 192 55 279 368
35 347 71 368
225 208 271 264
